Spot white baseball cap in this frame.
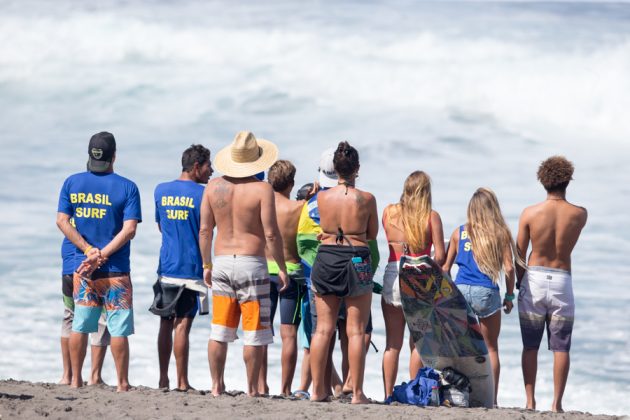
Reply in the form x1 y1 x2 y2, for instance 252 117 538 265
318 147 338 188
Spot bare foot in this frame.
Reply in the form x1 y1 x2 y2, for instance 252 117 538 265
211 385 225 397
175 385 196 392
551 403 564 413
159 379 169 389
310 394 331 402
526 399 536 410
117 383 132 392
333 386 343 398
88 378 105 386
70 378 83 389
351 391 370 405
58 377 71 385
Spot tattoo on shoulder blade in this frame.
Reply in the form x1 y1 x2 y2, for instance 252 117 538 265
214 180 229 209
355 192 366 206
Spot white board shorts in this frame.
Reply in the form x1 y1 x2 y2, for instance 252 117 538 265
210 255 272 346
518 266 574 352
382 261 402 308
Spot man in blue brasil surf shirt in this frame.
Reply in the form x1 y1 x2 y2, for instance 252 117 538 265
153 144 212 391
56 131 142 392
59 226 110 387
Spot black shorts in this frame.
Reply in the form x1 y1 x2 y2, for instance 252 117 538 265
62 273 74 298
166 288 198 320
311 245 373 298
150 279 199 320
270 278 306 326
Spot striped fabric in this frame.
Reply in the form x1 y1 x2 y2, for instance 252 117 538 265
210 255 272 346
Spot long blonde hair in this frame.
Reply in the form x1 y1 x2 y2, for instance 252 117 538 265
467 187 520 283
400 171 432 253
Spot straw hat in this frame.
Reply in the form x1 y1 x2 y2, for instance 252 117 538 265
214 131 279 178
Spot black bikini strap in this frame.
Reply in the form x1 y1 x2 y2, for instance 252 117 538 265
336 227 344 245
336 227 356 252
338 181 353 195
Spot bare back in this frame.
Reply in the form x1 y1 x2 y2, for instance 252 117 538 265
382 204 405 244
318 185 378 247
203 176 274 256
382 204 445 264
517 199 587 271
265 192 303 263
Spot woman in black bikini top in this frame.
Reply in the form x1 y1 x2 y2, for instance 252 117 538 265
309 141 378 405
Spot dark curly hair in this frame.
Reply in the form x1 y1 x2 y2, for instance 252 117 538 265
182 144 210 172
333 141 359 179
537 155 574 192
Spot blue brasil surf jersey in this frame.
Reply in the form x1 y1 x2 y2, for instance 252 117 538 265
61 218 78 275
154 180 205 279
58 171 142 273
61 238 76 275
454 225 498 290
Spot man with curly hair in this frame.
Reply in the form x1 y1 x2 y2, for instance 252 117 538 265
516 156 588 413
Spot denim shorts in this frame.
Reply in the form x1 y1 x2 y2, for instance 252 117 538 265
457 284 501 319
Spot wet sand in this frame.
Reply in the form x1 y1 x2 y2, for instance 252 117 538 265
0 379 622 420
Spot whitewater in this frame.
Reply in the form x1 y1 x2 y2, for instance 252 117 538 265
0 1 628 415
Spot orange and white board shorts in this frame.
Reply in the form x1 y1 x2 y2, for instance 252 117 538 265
210 255 272 346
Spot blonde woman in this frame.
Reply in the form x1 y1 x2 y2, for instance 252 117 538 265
381 171 445 399
443 187 518 407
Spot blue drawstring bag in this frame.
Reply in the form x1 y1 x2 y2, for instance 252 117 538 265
385 367 440 406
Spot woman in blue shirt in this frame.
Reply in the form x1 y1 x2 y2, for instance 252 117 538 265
443 187 520 407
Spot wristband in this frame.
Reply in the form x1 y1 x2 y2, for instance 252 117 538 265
504 293 515 301
203 262 213 270
84 245 93 255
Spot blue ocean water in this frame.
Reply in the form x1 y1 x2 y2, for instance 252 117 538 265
0 0 629 415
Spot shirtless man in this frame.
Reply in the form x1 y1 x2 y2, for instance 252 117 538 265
516 156 587 412
259 160 310 396
199 131 288 397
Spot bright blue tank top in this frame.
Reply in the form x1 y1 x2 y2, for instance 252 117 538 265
454 225 498 290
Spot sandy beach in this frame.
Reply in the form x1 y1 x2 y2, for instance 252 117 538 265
0 379 621 420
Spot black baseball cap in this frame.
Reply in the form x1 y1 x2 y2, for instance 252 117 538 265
296 183 314 200
87 132 116 173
